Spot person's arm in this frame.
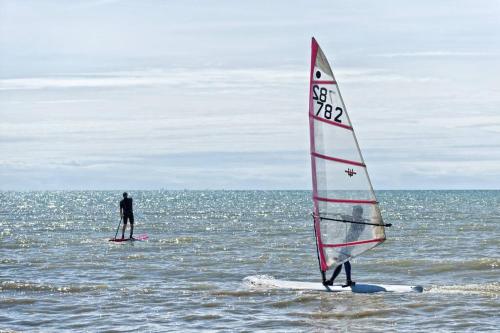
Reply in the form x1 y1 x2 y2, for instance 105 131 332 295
120 201 124 218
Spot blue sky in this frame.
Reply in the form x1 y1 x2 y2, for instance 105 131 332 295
1 0 499 190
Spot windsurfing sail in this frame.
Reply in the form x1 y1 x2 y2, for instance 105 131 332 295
309 37 388 275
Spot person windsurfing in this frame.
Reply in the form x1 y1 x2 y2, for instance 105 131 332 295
120 192 134 239
324 205 365 287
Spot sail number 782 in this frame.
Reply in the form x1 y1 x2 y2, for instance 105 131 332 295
312 85 343 123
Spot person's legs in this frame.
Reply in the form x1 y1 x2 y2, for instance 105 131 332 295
325 264 342 285
121 217 128 239
344 261 352 282
129 215 134 238
343 261 355 286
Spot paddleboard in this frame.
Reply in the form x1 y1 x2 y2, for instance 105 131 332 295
108 234 149 242
244 276 423 293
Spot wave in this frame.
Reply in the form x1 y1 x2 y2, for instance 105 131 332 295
126 254 146 260
182 314 223 321
299 307 403 319
427 282 500 296
0 281 107 293
0 298 37 306
423 259 499 273
158 236 194 244
374 258 499 272
270 295 321 308
209 289 260 297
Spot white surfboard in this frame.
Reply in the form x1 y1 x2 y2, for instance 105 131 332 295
244 276 423 293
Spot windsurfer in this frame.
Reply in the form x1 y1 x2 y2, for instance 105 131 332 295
323 205 365 287
120 192 134 239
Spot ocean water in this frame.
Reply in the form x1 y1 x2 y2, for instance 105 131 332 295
0 190 498 332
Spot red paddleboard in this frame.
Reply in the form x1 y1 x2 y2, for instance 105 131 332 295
109 234 149 242
109 238 131 242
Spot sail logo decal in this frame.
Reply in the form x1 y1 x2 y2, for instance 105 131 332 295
345 168 357 177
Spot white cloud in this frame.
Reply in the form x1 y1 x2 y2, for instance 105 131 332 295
0 67 440 94
338 69 439 83
0 68 305 91
372 51 499 58
407 160 499 176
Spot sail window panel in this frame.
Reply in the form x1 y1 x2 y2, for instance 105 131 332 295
313 119 361 163
317 201 383 226
322 242 381 268
314 48 335 81
317 202 386 245
314 157 375 201
318 202 385 269
320 220 381 247
313 66 334 82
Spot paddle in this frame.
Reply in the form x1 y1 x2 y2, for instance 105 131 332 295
112 217 122 240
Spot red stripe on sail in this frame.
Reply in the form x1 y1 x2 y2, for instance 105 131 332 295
311 152 365 167
311 80 336 84
314 197 378 205
322 238 385 248
311 115 353 130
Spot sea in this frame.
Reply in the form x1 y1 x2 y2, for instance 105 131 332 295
0 190 498 332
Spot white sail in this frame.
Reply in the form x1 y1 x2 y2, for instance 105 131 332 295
309 38 386 273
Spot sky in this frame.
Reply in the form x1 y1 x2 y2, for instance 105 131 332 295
0 0 499 190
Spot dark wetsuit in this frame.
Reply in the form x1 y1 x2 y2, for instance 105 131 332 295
120 197 134 225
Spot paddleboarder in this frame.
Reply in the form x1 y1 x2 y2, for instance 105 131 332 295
120 192 134 240
324 205 365 287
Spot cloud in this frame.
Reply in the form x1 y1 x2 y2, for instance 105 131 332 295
0 67 442 95
0 68 305 91
426 116 500 133
372 51 499 58
0 151 311 190
406 160 499 176
337 69 439 83
34 99 102 104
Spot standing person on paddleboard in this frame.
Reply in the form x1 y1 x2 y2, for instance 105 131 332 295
324 205 365 287
120 192 134 240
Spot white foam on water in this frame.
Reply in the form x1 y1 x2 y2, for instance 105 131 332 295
426 283 500 296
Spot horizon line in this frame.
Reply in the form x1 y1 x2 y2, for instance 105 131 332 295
1 188 499 192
